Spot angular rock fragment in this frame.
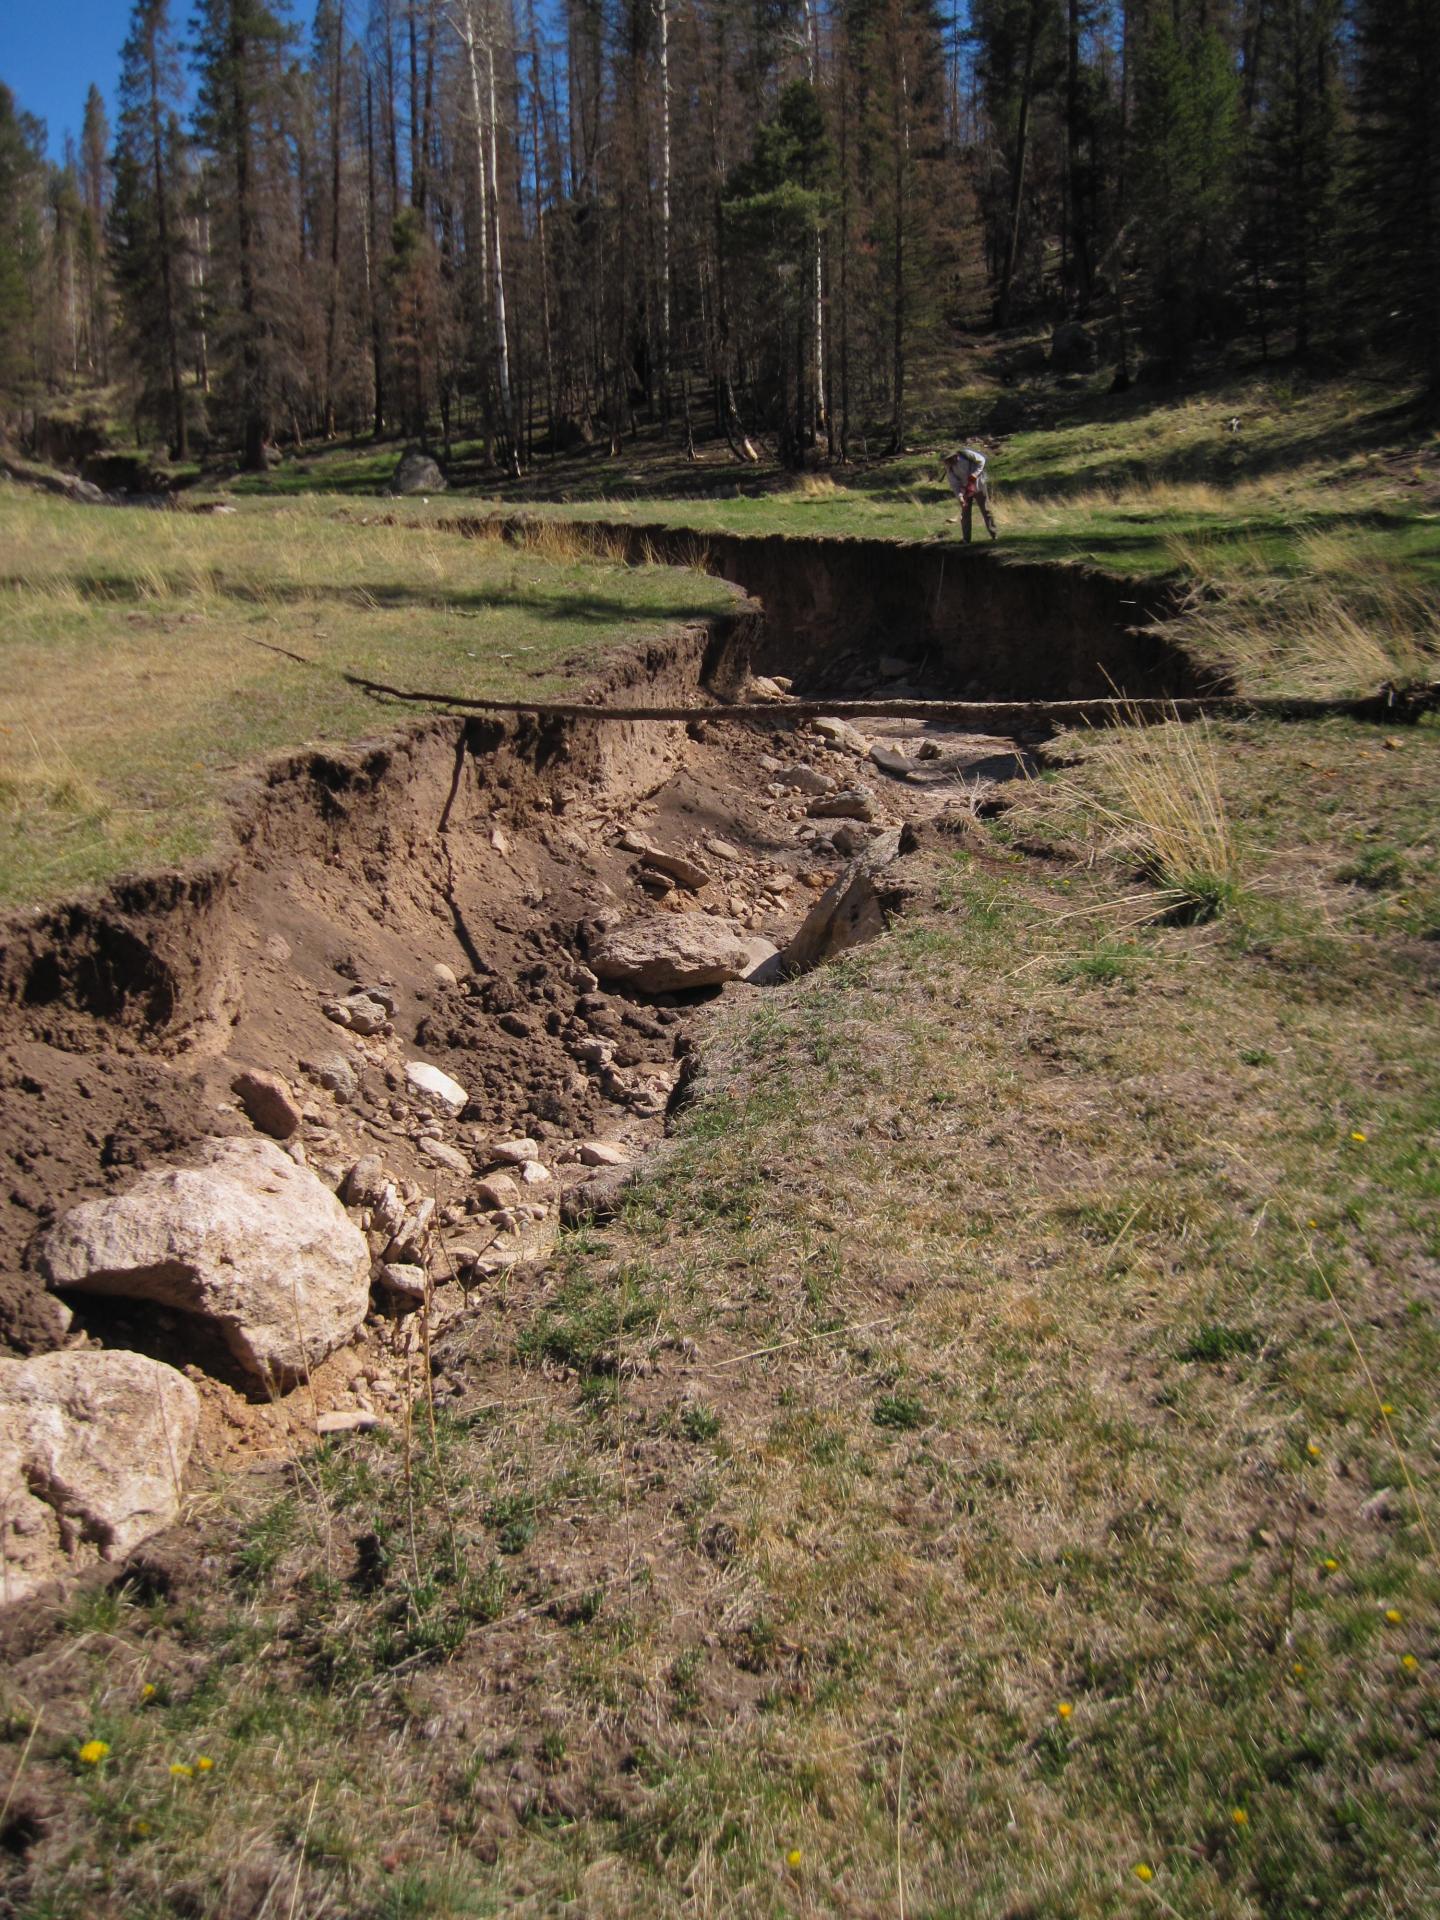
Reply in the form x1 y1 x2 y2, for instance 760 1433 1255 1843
0 1350 201 1605
231 1068 303 1141
36 1137 371 1386
813 716 871 756
405 1060 468 1111
419 1137 471 1175
775 828 907 977
589 913 778 993
807 787 877 822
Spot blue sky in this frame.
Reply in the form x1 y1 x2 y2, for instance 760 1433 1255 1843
1 2 137 158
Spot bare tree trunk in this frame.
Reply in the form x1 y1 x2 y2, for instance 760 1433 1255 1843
323 1 345 438
657 0 673 422
365 67 386 435
997 1 1039 330
486 30 517 469
148 30 187 458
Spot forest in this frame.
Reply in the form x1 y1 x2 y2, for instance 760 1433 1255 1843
1 0 1437 476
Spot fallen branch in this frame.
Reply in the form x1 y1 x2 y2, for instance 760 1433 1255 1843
342 671 1440 732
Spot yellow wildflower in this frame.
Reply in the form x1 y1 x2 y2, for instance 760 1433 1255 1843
786 1849 803 1869
1322 1558 1339 1573
169 1762 194 1780
1402 1655 1419 1672
1292 1662 1306 1677
1133 1863 1154 1882
1385 1608 1402 1625
1350 1131 1367 1143
1057 1702 1073 1720
141 1683 156 1701
1232 1808 1249 1828
196 1755 215 1772
1306 1443 1321 1459
78 1739 110 1766
1381 1403 1395 1417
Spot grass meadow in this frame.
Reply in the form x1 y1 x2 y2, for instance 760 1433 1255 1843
1 354 1438 1916
0 490 731 908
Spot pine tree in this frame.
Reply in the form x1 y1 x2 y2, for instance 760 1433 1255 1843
0 85 46 402
1129 8 1241 371
112 0 191 454
1348 0 1440 395
79 85 112 378
192 0 298 467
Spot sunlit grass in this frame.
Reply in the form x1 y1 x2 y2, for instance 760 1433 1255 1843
0 488 731 908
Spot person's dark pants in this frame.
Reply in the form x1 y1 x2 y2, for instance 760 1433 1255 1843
962 479 997 542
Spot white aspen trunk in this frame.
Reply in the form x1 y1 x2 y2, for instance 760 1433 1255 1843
802 0 825 432
657 0 673 413
455 8 489 312
486 29 513 424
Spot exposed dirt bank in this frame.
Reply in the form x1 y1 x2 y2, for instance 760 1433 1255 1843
440 518 1206 701
0 528 1203 1480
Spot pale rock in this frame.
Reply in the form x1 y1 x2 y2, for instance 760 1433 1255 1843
376 1262 429 1306
37 1138 370 1386
306 1052 358 1099
419 1137 471 1175
589 913 779 993
777 827 906 977
476 1172 522 1210
357 984 399 1015
579 1141 628 1168
807 787 877 822
370 1181 407 1238
832 821 882 856
814 715 871 757
747 675 788 702
637 847 710 891
340 1155 389 1209
705 838 742 864
432 962 459 989
405 1060 468 1112
489 1138 540 1166
324 992 390 1036
781 765 837 797
520 1160 552 1187
317 1409 385 1436
490 825 510 855
386 1197 435 1264
231 1067 303 1142
574 1037 613 1067
0 1351 200 1605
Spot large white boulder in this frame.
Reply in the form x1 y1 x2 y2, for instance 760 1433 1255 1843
589 913 777 993
36 1137 371 1386
0 1350 200 1606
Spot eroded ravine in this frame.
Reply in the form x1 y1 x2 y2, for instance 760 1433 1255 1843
0 529 1194 1594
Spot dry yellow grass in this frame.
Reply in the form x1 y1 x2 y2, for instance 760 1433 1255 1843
1168 530 1440 698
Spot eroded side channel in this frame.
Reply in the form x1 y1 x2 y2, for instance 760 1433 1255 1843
0 531 1196 1595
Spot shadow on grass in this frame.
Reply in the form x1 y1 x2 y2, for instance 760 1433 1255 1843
1 569 728 627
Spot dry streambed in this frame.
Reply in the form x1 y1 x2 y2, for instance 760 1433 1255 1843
0 577 1041 1606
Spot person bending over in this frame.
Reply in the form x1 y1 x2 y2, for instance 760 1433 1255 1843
942 445 997 542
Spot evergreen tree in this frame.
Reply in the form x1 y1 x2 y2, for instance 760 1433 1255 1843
192 0 298 467
0 85 46 403
722 79 833 466
1347 0 1440 395
79 85 112 377
112 0 191 454
1130 8 1241 370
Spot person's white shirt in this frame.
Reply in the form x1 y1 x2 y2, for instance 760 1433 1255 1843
944 447 986 495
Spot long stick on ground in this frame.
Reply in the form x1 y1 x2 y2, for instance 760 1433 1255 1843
342 673 1440 731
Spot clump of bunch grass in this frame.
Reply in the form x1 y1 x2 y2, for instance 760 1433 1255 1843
1061 709 1241 923
1169 531 1440 698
